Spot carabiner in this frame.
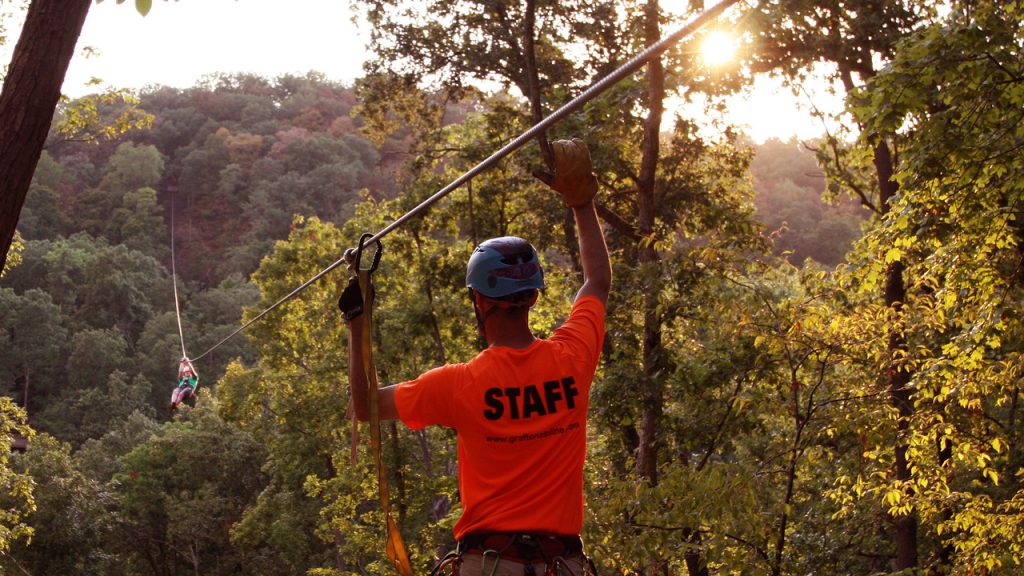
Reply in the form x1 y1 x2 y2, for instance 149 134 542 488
354 233 383 274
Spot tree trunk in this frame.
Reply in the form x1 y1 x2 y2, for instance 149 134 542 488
772 369 806 576
874 139 919 570
684 538 709 576
937 430 953 572
636 0 665 489
519 0 582 278
412 229 449 364
635 2 673 573
0 0 91 269
521 0 549 167
22 368 29 414
190 540 200 576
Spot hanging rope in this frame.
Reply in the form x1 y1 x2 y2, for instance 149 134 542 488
170 195 188 360
187 0 741 363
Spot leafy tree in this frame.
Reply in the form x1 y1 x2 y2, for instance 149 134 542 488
51 88 154 146
113 186 166 259
2 234 170 341
65 329 131 390
0 232 21 278
103 141 165 192
70 142 165 243
17 148 73 238
75 410 161 483
23 150 80 243
72 239 168 340
824 1 1024 573
0 287 67 411
1 233 181 427
742 1 937 569
18 181 66 240
30 150 72 192
2 433 121 575
141 86 217 155
114 400 267 576
0 0 152 269
215 216 371 573
137 75 383 285
37 369 153 447
239 130 377 263
0 397 35 562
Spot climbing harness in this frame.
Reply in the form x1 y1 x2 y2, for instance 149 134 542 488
427 533 597 576
181 0 741 364
352 234 415 576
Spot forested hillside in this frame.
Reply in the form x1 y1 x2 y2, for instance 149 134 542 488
1 1 1023 575
750 138 867 266
5 74 401 419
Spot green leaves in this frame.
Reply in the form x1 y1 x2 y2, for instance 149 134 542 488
0 398 35 557
109 0 152 17
53 89 154 144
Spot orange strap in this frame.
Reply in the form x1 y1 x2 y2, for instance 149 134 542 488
358 265 414 576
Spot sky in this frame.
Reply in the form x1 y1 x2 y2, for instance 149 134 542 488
13 0 842 144
64 0 367 96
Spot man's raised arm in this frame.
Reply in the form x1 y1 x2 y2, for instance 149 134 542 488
533 139 611 304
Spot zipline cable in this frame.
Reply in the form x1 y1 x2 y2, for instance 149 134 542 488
189 0 741 363
170 196 188 360
356 0 741 249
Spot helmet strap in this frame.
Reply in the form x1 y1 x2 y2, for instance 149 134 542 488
469 288 491 343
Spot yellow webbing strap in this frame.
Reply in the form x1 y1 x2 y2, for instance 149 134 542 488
358 265 414 576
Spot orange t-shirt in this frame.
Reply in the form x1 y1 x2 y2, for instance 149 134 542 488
394 295 606 540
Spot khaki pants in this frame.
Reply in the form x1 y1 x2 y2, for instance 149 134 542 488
457 551 588 576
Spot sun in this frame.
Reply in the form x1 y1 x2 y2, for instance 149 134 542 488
699 31 737 68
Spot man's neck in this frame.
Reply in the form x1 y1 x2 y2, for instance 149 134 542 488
483 315 535 349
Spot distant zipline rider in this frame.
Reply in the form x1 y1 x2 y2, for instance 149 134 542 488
341 139 612 576
170 357 199 411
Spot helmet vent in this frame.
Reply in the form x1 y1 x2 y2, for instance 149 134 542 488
492 262 539 280
500 252 533 265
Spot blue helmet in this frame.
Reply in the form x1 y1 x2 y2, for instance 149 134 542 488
466 236 545 299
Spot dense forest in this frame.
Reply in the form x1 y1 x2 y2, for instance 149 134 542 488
1 1 1022 575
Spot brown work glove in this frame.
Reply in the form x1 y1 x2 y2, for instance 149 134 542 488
532 138 599 208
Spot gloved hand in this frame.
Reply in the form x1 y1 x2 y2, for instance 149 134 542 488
532 138 599 208
338 276 367 321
